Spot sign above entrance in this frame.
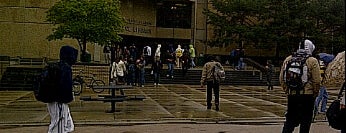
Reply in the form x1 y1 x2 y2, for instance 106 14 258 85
122 24 156 38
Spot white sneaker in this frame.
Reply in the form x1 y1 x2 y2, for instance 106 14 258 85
141 85 144 87
154 83 157 86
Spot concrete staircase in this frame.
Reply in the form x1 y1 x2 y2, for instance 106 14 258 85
144 67 280 86
0 64 280 91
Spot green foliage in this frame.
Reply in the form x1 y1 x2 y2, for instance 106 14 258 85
205 0 345 57
46 0 124 54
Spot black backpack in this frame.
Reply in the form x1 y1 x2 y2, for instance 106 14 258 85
32 62 61 103
326 82 346 130
283 50 309 93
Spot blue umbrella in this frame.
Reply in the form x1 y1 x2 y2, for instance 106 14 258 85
318 53 335 64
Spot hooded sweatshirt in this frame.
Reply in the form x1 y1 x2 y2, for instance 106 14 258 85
279 39 320 96
58 45 78 103
299 39 315 56
155 44 161 57
189 45 196 58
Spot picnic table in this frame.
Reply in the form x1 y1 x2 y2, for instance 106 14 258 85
80 85 145 113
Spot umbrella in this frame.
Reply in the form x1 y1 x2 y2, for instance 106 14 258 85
318 53 335 65
324 51 345 87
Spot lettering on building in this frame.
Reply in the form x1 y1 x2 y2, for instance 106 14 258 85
125 18 153 26
124 26 152 34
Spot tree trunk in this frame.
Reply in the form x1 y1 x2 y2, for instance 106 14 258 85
79 38 90 62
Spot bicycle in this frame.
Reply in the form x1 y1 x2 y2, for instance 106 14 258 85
72 70 106 95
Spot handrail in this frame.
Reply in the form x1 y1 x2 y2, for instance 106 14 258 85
243 58 267 72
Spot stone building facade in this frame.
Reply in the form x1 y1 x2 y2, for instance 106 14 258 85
0 0 274 62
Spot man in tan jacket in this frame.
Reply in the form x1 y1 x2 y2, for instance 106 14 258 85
200 55 224 111
279 39 320 133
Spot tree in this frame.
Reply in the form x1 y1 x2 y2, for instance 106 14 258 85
46 0 124 61
204 0 345 58
204 0 267 48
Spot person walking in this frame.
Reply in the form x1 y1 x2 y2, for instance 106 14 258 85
314 59 328 114
279 39 320 133
47 45 77 133
165 49 175 79
314 53 334 115
103 45 111 64
151 56 163 86
136 55 146 87
265 60 274 90
143 45 151 66
111 56 126 85
189 44 196 68
181 48 190 77
126 57 136 86
175 44 183 68
200 55 224 111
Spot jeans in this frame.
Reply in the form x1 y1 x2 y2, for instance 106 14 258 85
190 57 196 67
315 86 328 112
138 70 145 85
237 57 244 70
167 63 174 77
282 95 315 133
153 72 160 84
127 71 135 85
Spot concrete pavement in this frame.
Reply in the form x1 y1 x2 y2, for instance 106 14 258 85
0 84 342 132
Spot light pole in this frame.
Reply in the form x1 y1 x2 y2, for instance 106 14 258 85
171 6 177 45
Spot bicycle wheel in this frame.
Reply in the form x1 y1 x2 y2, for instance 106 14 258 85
72 81 82 95
91 80 105 93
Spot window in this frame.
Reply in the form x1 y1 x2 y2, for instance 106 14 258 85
156 1 192 29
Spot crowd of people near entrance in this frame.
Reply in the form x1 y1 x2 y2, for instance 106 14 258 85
101 40 345 133
104 43 197 87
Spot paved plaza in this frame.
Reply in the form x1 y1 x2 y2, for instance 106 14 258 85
0 84 341 132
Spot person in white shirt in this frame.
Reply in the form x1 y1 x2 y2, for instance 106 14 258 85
111 56 127 84
175 45 183 68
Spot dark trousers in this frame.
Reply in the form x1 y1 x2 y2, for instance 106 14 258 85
206 81 220 107
282 95 315 133
267 75 273 90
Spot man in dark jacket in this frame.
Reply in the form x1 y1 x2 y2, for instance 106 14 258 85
48 45 78 133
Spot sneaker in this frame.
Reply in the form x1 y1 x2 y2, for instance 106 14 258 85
141 85 144 87
157 83 160 86
154 83 157 86
166 75 169 77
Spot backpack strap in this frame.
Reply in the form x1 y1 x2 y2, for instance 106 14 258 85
338 82 346 98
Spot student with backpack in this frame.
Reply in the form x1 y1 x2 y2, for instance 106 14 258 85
32 45 78 133
279 39 321 133
200 55 225 111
